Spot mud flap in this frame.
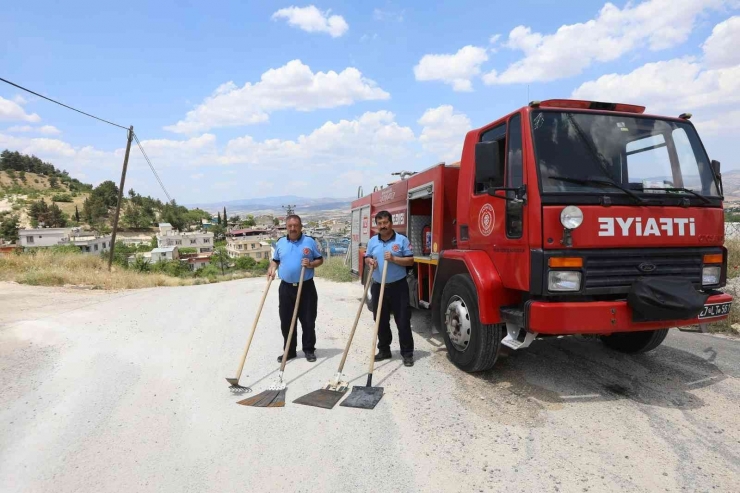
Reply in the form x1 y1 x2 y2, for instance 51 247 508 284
627 277 709 322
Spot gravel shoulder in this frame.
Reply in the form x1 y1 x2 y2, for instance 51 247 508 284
1 279 739 493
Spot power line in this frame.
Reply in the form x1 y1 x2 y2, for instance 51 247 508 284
133 133 172 203
0 76 129 130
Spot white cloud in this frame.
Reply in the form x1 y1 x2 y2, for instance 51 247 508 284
483 0 726 85
702 15 740 68
272 5 348 37
0 96 41 123
7 125 34 132
38 125 61 135
418 105 472 163
373 8 404 22
191 173 204 180
7 124 61 135
222 110 415 169
572 16 740 138
414 45 489 92
13 95 28 105
165 60 389 133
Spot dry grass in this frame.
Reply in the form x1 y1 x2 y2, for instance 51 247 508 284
705 239 740 334
314 256 353 282
0 250 263 290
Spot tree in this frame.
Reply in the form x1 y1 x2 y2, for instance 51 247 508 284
273 217 280 226
242 214 256 228
212 246 230 275
28 199 49 226
48 176 59 188
235 255 256 270
82 195 108 225
209 224 225 241
74 205 80 223
0 213 20 242
217 211 222 225
47 203 67 227
223 207 227 226
91 180 119 209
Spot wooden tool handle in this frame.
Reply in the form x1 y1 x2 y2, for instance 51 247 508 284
233 277 273 380
279 265 306 371
336 264 375 374
367 261 389 375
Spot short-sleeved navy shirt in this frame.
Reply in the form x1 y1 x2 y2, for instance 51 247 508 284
364 231 413 283
272 234 322 283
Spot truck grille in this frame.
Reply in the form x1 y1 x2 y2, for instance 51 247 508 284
583 250 704 294
539 247 723 296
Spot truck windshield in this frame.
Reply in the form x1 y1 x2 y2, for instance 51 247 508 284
531 111 719 198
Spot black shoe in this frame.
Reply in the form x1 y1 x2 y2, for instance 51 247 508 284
374 350 392 361
402 354 414 367
305 350 316 362
277 353 297 363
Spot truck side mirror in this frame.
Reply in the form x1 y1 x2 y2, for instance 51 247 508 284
711 159 723 196
711 159 721 176
475 141 504 191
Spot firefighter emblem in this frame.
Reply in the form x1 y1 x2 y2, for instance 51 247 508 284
303 247 310 255
479 204 495 237
392 244 400 252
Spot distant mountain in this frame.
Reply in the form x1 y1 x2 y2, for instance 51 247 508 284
185 195 355 214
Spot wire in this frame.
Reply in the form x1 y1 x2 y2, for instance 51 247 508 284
133 133 173 203
0 76 129 130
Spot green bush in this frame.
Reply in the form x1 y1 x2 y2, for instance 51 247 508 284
314 257 352 282
235 256 257 270
51 193 73 202
50 244 82 255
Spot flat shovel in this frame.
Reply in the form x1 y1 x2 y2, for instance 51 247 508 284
293 264 375 409
340 260 388 410
237 266 305 408
226 276 274 389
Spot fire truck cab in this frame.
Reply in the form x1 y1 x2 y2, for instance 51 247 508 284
349 99 732 373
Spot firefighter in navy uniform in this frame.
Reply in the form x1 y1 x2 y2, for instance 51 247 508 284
364 210 416 367
267 215 323 363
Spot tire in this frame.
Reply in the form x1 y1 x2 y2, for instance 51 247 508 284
600 328 669 354
439 274 503 372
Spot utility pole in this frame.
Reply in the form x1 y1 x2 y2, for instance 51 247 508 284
108 126 134 271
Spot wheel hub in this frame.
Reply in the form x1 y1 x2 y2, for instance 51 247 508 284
444 295 471 352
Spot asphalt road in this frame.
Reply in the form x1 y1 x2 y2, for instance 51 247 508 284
1 279 739 493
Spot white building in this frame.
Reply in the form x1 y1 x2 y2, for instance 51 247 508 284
18 227 112 255
226 237 272 260
156 223 214 253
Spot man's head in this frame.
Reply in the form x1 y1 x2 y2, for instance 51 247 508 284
375 210 392 236
286 214 303 240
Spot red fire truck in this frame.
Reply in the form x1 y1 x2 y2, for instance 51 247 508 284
349 99 732 373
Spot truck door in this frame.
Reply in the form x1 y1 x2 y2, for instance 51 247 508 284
468 113 530 290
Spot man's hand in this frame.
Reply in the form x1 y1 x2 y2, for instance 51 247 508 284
267 265 276 279
301 258 311 268
365 256 377 268
384 251 393 263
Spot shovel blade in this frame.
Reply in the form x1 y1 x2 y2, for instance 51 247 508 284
339 385 384 410
236 389 286 408
293 388 347 409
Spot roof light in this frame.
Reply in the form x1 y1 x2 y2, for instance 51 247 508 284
537 99 645 114
529 100 541 107
679 113 692 120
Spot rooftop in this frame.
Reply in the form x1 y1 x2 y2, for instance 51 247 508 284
152 247 177 253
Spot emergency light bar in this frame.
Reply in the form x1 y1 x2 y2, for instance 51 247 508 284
529 99 646 114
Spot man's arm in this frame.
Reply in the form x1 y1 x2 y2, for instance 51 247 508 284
387 254 415 267
267 259 279 279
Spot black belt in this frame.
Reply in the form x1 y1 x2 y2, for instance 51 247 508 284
282 278 314 287
373 278 406 287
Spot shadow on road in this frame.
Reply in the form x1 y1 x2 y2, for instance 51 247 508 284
464 336 728 411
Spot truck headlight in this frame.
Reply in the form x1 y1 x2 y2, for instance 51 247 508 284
560 206 583 229
702 266 721 286
548 271 582 292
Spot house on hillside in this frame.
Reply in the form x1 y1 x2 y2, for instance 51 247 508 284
180 251 213 271
18 227 111 255
156 222 213 253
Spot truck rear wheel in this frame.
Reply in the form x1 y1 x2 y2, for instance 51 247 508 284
440 274 502 372
600 329 669 354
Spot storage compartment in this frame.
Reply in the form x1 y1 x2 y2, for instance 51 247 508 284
409 197 432 257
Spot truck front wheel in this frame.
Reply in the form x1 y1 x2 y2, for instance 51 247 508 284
440 274 502 372
600 328 669 354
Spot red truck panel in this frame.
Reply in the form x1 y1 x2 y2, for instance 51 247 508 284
542 206 725 249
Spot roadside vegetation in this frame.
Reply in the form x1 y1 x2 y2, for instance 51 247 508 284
0 244 272 290
314 256 353 282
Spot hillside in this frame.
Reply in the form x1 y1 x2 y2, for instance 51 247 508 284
0 170 90 228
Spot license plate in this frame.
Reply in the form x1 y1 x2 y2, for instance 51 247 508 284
698 302 732 319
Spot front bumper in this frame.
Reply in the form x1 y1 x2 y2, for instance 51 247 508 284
526 292 733 335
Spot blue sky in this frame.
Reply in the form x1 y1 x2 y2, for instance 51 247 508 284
1 0 739 204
